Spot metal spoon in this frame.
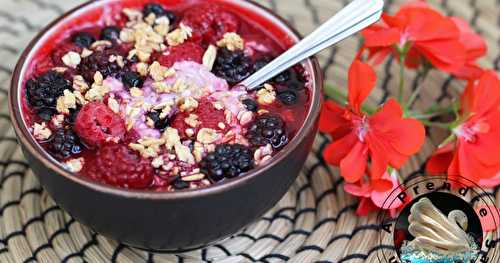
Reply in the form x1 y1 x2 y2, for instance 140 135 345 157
240 0 384 90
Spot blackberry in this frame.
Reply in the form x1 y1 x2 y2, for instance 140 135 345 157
242 98 258 112
146 110 170 130
277 89 298 105
25 71 72 120
200 144 254 182
46 128 83 159
212 48 254 85
100 26 121 41
121 71 144 88
253 58 269 72
246 114 288 149
78 49 122 82
143 3 176 22
72 32 96 48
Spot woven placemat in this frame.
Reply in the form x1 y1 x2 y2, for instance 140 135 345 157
0 0 499 262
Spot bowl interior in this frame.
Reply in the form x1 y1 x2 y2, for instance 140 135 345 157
10 0 322 198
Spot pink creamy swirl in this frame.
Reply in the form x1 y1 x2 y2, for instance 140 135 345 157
108 61 248 139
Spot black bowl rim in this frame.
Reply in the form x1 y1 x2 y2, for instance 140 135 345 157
8 0 323 200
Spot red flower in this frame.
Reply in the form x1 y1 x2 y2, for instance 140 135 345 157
344 171 408 217
319 60 425 183
361 1 467 72
449 17 487 80
427 71 500 186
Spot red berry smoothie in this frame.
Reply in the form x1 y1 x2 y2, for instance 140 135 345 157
22 1 311 191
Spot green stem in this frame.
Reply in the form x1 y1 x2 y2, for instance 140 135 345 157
324 84 348 105
440 133 457 147
408 105 456 120
406 67 431 109
419 119 453 129
397 53 405 104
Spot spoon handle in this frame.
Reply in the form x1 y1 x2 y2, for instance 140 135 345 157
241 0 384 90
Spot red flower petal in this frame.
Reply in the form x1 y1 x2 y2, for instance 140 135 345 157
470 71 500 117
451 17 487 61
414 40 467 72
447 147 461 177
387 118 426 155
348 60 377 114
319 100 351 135
426 143 455 175
478 172 500 188
404 46 424 69
323 132 358 166
366 99 425 178
371 175 404 210
368 47 394 65
355 197 379 216
466 112 500 166
362 27 401 47
368 142 390 181
369 99 404 131
452 64 484 80
457 143 482 183
397 6 459 42
344 181 372 198
340 141 368 183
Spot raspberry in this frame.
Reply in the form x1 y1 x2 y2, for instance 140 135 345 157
181 4 239 44
82 144 154 189
155 43 204 67
74 102 126 146
171 98 227 138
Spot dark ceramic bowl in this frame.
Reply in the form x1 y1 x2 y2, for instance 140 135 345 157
9 0 322 251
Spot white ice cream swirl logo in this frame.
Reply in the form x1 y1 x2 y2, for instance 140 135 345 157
400 198 479 262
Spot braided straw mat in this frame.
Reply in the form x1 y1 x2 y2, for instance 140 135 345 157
0 0 499 262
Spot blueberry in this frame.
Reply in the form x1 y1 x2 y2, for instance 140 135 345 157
172 177 189 190
242 99 259 112
143 3 176 22
72 32 96 48
100 26 121 41
277 89 298 105
273 70 291 83
146 110 170 130
121 71 144 88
